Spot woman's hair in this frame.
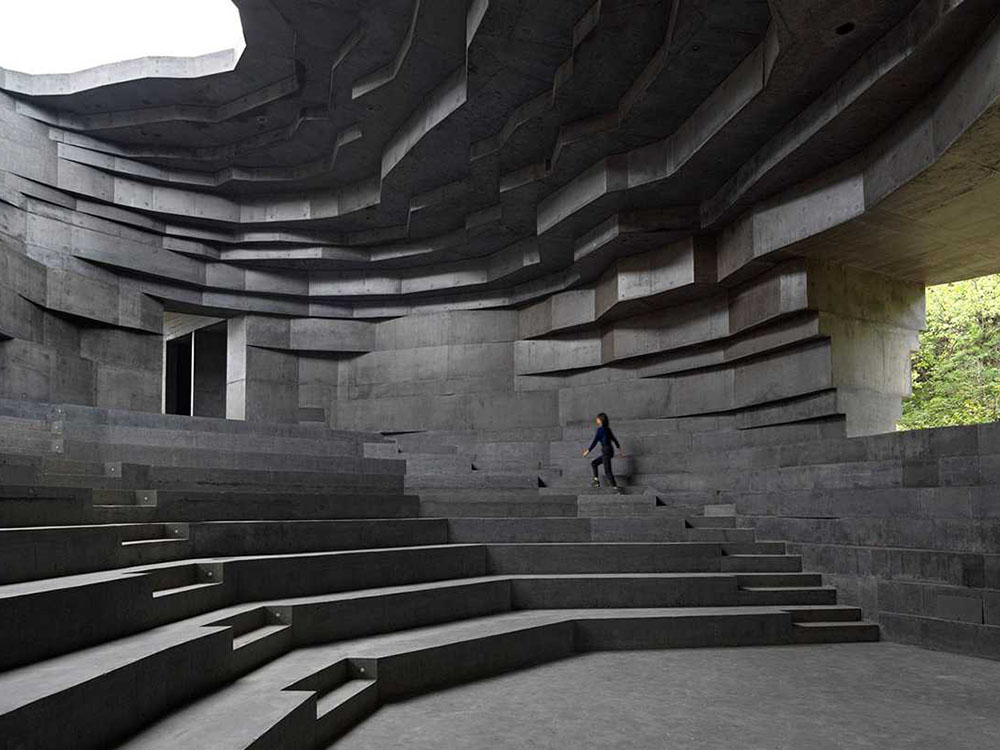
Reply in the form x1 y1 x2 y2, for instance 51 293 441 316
596 412 610 426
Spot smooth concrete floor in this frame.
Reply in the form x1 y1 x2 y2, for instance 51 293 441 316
332 643 1000 749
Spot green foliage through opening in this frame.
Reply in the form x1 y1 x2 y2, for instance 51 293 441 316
899 274 1000 430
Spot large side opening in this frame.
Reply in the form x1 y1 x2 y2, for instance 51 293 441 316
899 273 1000 430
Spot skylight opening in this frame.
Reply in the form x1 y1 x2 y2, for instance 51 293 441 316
0 0 246 75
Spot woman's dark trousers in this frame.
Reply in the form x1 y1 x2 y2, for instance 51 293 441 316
591 451 617 487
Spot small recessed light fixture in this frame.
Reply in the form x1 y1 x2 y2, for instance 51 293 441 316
835 21 856 36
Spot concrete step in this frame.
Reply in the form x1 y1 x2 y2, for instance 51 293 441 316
2 455 407 493
538 486 647 496
0 414 53 432
38 457 115 476
685 527 756 542
315 678 379 744
57 439 373 472
120 523 185 542
486 543 725 574
786 606 863 623
402 454 475 474
542 460 634 486
232 622 291 651
405 473 539 490
90 505 160 523
0 397 383 441
0 519 449 584
364 442 400 459
389 442 460 456
630 452 950 493
0 539 830 675
56 419 368 451
739 586 838 606
577 495 658 517
0 430 61 456
118 537 192 567
792 620 880 643
686 516 737 529
108 605 863 750
720 555 802 573
146 460 406 484
242 573 849 618
153 580 226 601
221 608 295 673
735 572 823 587
418 490 579 518
21 472 129 490
468 441 552 462
650 491 722 509
91 489 420 523
0 618 237 749
720 542 785 555
474 458 549 473
508 574 763 609
119 536 188 549
138 468 406 496
147 562 221 593
0 545 488 671
445 517 688 543
0 545 864 750
389 434 461 455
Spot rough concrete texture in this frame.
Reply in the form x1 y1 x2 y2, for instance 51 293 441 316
0 1 999 431
1 2 1000 747
333 643 1000 750
0 396 883 749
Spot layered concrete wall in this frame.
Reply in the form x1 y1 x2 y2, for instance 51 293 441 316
0 234 161 411
683 424 1000 660
209 255 921 437
513 258 922 436
0 1 998 431
3 0 994 432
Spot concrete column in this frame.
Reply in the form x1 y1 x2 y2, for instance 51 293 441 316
226 316 299 423
226 317 248 421
808 260 925 436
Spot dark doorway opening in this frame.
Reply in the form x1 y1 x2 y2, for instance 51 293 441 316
193 322 228 418
165 334 192 416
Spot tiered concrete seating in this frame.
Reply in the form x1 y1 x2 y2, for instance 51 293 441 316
0 404 880 749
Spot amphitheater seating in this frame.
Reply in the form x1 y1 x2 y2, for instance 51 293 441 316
0 399 881 749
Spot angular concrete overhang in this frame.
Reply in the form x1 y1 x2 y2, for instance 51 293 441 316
0 0 998 319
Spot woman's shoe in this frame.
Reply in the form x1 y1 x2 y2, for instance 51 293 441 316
592 478 601 488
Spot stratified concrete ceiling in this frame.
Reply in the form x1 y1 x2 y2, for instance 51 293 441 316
1 0 999 317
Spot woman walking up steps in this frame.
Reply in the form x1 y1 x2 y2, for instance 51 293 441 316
583 412 625 492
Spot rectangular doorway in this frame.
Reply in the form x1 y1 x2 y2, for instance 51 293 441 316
164 333 192 416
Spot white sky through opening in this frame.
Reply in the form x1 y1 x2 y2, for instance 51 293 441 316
0 0 246 74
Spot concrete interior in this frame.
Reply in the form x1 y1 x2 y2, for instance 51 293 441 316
0 0 999 747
